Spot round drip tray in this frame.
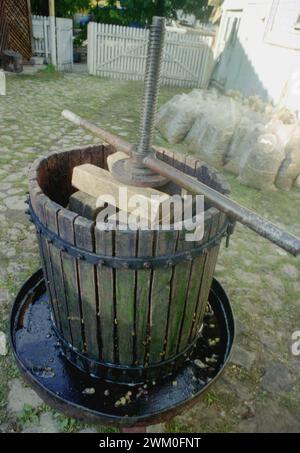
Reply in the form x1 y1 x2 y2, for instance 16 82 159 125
10 269 234 428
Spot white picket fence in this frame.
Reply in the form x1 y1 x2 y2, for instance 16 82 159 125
32 15 73 72
88 22 214 88
32 15 51 60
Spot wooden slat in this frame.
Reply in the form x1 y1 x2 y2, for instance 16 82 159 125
57 209 84 352
178 213 213 351
74 216 100 359
43 200 73 344
95 227 115 363
31 191 60 333
115 229 137 364
135 230 154 365
191 210 222 340
164 229 193 359
148 229 178 364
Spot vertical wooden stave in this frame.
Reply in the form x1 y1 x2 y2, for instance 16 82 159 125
148 229 178 364
164 228 193 359
135 229 155 366
74 216 100 360
43 199 74 345
178 213 212 352
95 227 115 363
57 209 85 352
191 210 222 341
115 228 137 365
30 189 59 329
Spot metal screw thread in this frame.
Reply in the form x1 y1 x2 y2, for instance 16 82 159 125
136 16 165 157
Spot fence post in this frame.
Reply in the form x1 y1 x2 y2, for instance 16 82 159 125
49 1 57 67
87 22 93 75
49 16 57 67
43 16 49 62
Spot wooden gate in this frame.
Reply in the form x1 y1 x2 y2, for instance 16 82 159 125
32 15 73 71
32 15 51 61
56 18 73 72
88 22 214 88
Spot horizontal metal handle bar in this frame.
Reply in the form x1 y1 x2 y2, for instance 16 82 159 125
145 155 300 257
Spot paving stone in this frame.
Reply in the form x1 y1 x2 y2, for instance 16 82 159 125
78 427 98 433
262 291 284 311
231 345 255 370
146 423 165 433
0 331 8 356
7 379 43 414
251 402 300 433
4 195 26 211
234 270 261 286
0 288 9 305
264 274 285 297
22 413 60 433
281 264 298 279
261 362 295 394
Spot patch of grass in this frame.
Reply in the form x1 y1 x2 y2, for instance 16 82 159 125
53 413 83 433
165 419 194 433
204 390 219 407
166 417 234 433
40 64 56 74
17 404 41 428
279 396 300 413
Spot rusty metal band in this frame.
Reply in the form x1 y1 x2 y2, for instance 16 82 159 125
29 202 229 270
52 321 203 384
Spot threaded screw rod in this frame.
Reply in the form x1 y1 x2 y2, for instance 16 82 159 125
136 16 166 158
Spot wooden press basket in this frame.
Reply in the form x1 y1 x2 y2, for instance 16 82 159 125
28 144 231 384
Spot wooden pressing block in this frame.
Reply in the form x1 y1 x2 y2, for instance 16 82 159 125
107 151 129 173
72 164 174 227
69 190 105 221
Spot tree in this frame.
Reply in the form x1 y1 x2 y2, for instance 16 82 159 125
90 1 212 27
31 0 91 18
174 1 213 21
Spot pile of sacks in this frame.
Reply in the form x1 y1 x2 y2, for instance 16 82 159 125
156 89 300 191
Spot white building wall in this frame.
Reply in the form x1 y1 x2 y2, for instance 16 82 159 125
214 0 300 110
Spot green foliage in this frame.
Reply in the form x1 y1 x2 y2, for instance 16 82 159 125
17 404 40 428
175 0 213 21
30 0 212 23
31 0 91 18
90 1 212 27
74 25 88 47
204 390 219 407
53 413 82 432
40 63 56 73
55 0 91 18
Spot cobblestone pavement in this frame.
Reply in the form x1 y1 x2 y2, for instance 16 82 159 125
0 71 300 433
